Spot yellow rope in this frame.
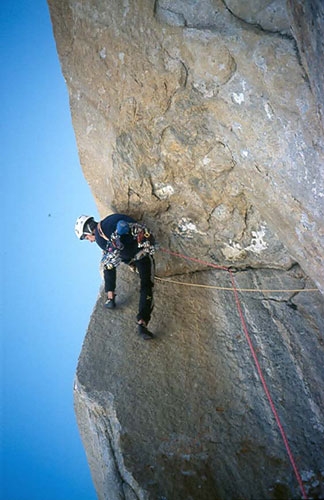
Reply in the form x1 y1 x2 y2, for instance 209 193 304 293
155 276 319 293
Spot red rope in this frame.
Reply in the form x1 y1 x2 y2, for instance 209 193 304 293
229 270 307 499
160 247 308 499
161 247 229 271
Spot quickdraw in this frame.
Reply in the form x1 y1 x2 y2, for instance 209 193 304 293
110 232 124 250
101 249 121 270
131 223 155 254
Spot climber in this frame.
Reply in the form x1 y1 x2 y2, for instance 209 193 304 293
75 213 155 340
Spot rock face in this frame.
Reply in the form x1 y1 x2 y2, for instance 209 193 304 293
74 265 324 500
48 0 324 289
47 0 324 498
287 0 324 130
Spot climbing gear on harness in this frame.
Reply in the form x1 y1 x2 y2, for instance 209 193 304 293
109 223 156 261
75 215 96 239
101 249 122 270
110 232 124 250
104 297 116 309
131 223 152 243
138 322 154 340
130 223 155 255
140 239 155 254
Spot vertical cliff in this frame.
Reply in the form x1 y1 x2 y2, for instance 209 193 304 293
47 0 324 498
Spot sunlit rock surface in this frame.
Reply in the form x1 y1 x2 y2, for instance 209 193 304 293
48 0 324 498
48 0 324 288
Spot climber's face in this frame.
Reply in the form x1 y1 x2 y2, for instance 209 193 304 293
84 233 96 242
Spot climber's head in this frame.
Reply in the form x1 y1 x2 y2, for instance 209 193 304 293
75 215 97 241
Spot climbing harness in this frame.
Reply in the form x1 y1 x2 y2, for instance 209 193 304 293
97 221 109 241
101 222 155 270
158 246 310 500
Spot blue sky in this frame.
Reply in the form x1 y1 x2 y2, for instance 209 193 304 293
2 1 101 498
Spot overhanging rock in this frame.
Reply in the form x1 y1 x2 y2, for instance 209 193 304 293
48 0 324 291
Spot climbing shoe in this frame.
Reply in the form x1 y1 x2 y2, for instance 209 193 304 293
104 297 116 309
138 323 154 340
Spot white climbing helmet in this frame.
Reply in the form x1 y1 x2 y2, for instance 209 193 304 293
75 215 95 240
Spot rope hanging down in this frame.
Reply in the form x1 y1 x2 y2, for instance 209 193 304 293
159 247 308 499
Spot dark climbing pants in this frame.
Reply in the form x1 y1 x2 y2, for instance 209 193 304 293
134 254 155 325
104 254 155 325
